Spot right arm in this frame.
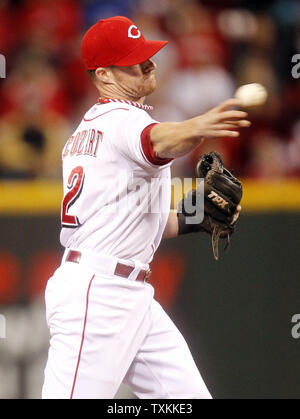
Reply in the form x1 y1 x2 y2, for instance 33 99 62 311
150 99 250 159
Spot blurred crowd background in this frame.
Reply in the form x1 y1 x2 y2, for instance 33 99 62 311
0 0 299 180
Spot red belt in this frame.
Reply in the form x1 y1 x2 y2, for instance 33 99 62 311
65 250 151 282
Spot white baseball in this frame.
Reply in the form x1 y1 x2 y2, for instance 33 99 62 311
234 83 268 107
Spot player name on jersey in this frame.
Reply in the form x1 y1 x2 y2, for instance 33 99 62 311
62 129 103 159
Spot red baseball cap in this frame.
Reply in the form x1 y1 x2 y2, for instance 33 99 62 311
81 16 168 69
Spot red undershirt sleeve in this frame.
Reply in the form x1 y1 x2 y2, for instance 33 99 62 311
140 123 173 167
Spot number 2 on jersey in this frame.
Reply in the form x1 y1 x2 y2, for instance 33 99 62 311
61 166 85 227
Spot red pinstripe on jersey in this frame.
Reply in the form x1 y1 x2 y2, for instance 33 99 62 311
70 274 95 399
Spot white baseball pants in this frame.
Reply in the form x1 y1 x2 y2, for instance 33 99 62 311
42 250 212 399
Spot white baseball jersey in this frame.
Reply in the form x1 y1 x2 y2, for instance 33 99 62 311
60 99 173 264
43 99 212 399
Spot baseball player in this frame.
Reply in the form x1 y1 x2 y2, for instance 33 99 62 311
42 16 249 399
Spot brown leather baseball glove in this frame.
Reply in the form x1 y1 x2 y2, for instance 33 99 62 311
177 151 243 260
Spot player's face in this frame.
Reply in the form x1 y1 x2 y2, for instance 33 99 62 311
110 59 157 99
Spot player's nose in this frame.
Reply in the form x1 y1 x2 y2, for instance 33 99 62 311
141 59 156 73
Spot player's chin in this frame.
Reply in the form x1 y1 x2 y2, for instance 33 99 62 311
142 77 157 96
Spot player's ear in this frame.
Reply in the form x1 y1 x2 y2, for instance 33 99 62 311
94 67 114 84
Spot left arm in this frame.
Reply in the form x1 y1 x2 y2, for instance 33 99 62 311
162 201 241 239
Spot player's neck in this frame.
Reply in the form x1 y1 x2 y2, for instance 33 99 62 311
100 95 146 105
97 86 145 105
99 94 146 105
98 97 153 110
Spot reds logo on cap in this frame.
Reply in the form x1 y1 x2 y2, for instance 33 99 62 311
81 16 168 69
128 25 141 39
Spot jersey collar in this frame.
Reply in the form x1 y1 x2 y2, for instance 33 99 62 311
98 97 153 111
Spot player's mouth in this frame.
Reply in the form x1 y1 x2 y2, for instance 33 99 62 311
144 69 155 79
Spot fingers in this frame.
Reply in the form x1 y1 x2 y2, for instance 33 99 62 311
217 110 248 121
214 98 242 112
217 121 251 130
223 120 251 127
196 101 250 140
207 130 240 138
204 116 251 137
219 130 240 137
